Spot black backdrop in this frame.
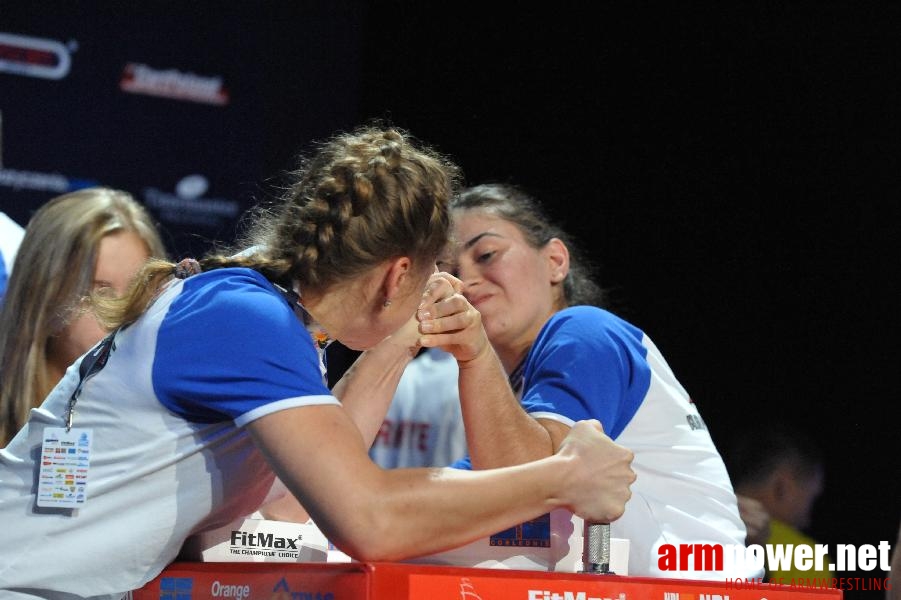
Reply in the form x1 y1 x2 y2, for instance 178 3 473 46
2 4 897 596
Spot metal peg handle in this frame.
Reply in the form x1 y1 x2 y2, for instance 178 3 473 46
581 522 614 574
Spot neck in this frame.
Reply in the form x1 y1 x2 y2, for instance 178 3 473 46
497 345 531 375
295 283 353 341
494 307 558 373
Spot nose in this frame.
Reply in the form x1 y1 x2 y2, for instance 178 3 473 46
456 264 479 297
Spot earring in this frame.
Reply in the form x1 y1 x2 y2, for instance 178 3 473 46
383 299 392 308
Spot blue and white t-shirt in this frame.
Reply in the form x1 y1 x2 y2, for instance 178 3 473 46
0 268 340 598
519 306 753 578
448 306 756 578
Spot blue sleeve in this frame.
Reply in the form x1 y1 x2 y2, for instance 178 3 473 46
450 455 472 470
521 307 650 440
152 270 332 423
0 257 7 302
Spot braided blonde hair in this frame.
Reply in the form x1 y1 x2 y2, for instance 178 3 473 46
96 125 460 330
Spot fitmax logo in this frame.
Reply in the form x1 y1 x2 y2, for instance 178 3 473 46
229 530 300 550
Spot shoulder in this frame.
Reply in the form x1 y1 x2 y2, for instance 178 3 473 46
167 268 293 330
538 306 644 348
153 268 306 372
548 305 619 327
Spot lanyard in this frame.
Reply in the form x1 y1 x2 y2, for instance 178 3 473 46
64 331 116 431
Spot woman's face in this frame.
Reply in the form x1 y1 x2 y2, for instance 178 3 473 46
333 260 434 351
443 209 563 354
48 230 150 369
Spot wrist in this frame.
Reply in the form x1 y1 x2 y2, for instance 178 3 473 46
538 452 575 512
455 341 495 371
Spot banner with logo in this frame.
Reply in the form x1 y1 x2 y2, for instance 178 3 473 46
0 6 362 259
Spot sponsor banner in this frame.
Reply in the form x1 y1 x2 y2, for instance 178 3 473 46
132 563 367 600
0 167 97 195
120 62 229 106
181 517 328 564
0 31 74 80
131 562 844 599
408 573 843 600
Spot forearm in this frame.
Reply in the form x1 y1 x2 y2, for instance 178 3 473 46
340 458 571 561
331 336 417 446
249 404 568 561
457 345 554 469
250 408 633 563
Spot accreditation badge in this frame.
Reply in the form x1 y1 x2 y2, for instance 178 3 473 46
37 427 92 508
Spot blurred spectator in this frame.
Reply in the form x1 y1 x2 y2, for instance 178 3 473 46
369 347 466 468
0 188 166 445
724 423 832 582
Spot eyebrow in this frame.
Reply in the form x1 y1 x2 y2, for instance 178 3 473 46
463 232 503 249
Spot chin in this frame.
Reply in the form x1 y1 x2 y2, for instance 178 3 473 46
337 330 386 352
336 338 370 352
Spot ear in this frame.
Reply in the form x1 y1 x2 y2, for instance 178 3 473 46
544 238 570 284
381 256 414 305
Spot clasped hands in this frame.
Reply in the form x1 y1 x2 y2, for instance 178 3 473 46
413 271 490 364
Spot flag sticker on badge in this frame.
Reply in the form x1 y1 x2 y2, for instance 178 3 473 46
37 427 92 508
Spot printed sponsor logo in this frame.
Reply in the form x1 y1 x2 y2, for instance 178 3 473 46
159 576 193 600
459 577 483 600
120 62 229 105
211 580 251 599
662 595 726 600
227 530 307 559
685 413 707 431
143 174 240 229
0 167 98 194
527 591 626 600
270 577 334 600
0 32 75 80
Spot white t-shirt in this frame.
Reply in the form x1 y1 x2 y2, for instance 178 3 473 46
369 347 465 468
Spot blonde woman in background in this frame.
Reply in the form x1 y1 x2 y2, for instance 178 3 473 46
0 187 166 445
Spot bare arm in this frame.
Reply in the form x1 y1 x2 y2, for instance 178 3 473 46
417 273 557 468
456 344 556 468
330 314 421 446
247 405 634 561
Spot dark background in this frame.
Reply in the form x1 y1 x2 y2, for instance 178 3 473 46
2 4 897 596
